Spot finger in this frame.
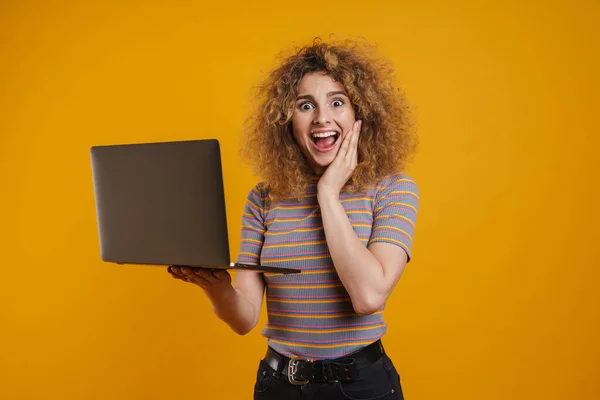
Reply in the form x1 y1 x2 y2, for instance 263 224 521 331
193 268 217 281
172 265 190 275
169 266 184 278
171 273 190 283
354 120 362 145
338 125 354 158
180 267 194 278
182 268 212 286
173 269 205 285
169 266 202 285
348 120 361 163
182 267 207 278
341 121 359 160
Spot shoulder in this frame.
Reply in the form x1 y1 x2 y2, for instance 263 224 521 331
247 182 270 200
373 173 419 196
243 182 271 214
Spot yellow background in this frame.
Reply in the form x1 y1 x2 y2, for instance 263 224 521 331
1 0 598 399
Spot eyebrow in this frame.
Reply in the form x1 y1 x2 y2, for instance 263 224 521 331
296 91 349 101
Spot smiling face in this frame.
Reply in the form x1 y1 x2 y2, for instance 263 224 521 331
291 71 356 174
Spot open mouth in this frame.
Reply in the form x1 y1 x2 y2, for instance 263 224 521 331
311 131 340 150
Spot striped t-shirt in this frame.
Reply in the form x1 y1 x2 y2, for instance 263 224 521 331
236 173 419 359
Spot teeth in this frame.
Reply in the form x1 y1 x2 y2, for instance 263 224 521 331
311 131 337 138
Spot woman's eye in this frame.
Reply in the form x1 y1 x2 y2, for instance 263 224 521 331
299 103 314 111
332 99 344 107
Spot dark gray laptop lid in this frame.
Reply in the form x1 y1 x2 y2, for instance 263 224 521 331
90 139 300 275
91 139 231 267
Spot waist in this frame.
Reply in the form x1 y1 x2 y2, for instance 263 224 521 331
262 320 388 360
264 340 386 385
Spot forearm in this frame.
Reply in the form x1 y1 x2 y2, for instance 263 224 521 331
204 285 259 335
318 192 388 314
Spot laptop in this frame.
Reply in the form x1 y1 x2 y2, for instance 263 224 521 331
90 139 300 274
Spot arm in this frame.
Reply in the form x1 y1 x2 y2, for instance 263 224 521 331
318 195 407 315
318 120 417 315
169 267 264 335
168 184 269 334
203 269 265 335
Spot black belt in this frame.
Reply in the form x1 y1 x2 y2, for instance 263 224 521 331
264 340 385 385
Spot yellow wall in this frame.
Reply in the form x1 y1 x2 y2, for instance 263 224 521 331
1 1 598 399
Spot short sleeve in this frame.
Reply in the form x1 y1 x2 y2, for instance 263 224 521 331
368 175 419 261
236 184 267 264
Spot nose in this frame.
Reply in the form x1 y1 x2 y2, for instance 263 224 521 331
312 106 331 125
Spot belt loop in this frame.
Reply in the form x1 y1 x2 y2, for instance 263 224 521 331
274 353 284 378
323 359 332 382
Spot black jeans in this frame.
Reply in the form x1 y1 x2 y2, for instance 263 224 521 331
253 351 404 399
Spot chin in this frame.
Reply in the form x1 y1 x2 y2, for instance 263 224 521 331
311 158 333 172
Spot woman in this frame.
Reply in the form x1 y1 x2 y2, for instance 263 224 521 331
169 38 419 399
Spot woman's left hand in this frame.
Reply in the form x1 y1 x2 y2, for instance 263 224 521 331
317 120 361 197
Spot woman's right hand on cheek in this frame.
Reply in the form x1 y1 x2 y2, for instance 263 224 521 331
167 265 232 292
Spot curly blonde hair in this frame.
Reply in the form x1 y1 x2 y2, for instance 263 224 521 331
241 38 416 201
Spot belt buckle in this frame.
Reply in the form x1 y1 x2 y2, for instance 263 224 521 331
288 358 310 385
